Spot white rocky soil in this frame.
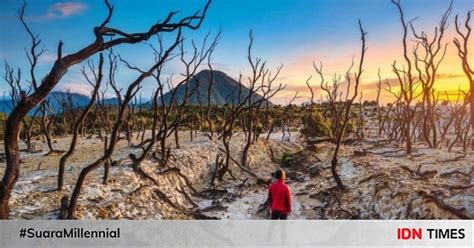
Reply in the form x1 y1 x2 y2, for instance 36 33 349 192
0 132 472 219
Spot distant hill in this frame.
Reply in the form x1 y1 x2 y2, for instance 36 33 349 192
156 70 272 106
0 91 118 115
0 70 273 115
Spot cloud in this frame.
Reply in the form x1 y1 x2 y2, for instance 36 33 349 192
44 2 87 20
436 73 464 80
285 77 398 94
210 62 231 72
38 52 58 63
284 84 311 93
56 83 94 96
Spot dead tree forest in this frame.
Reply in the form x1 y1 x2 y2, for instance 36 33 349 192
0 0 472 220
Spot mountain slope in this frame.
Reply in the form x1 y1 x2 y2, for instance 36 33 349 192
158 70 272 106
0 92 118 114
0 70 272 115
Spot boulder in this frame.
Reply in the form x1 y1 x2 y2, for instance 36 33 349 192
285 170 297 179
353 150 367 156
308 165 321 176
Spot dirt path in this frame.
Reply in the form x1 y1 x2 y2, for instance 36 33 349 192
196 180 305 220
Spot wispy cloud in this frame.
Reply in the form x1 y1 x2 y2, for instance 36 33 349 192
47 2 87 19
56 83 94 97
38 52 57 63
30 2 87 21
436 73 464 80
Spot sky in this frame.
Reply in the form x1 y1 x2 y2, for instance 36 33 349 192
0 0 472 105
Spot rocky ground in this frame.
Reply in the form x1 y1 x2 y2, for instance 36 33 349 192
0 131 472 220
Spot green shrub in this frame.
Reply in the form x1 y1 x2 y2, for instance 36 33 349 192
280 151 293 167
300 111 331 138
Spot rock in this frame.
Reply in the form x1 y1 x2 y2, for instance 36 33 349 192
29 141 43 153
305 143 318 152
256 177 272 185
285 170 297 179
353 150 367 156
308 165 321 176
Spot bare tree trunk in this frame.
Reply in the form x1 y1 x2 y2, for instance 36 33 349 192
40 103 55 153
1 0 210 219
67 31 185 218
58 54 103 191
391 0 418 155
174 125 180 149
454 11 473 149
312 20 366 190
102 136 110 185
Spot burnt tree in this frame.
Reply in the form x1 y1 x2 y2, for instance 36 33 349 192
453 10 473 149
0 0 211 219
311 20 367 190
67 30 184 219
57 54 104 191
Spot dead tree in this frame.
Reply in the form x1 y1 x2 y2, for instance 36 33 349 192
384 78 408 143
171 34 219 149
317 69 346 141
240 31 284 168
216 32 284 180
17 5 46 151
391 0 422 155
446 90 470 152
57 54 104 191
204 33 221 141
19 2 59 153
155 77 174 166
453 10 473 149
67 30 184 219
95 50 119 136
437 93 459 147
355 93 364 140
102 136 110 185
124 96 138 146
3 63 38 152
0 0 211 219
142 34 218 167
311 20 367 190
96 86 113 135
128 32 218 171
55 90 76 136
411 1 452 148
38 99 56 153
129 87 162 172
441 90 470 151
280 93 300 141
217 77 245 180
376 69 383 137
305 76 315 118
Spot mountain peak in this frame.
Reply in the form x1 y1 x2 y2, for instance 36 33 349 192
158 70 271 106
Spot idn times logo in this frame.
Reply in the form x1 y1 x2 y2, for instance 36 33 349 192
397 228 465 240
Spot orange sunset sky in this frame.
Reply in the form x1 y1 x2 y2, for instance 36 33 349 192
1 0 472 105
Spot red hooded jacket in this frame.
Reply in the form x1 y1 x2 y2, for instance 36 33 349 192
268 179 292 213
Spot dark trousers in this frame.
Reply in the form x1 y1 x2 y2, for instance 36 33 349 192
271 211 287 220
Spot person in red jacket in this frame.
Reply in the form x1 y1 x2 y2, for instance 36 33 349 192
268 169 292 219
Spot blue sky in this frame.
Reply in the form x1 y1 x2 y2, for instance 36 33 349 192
0 0 472 103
